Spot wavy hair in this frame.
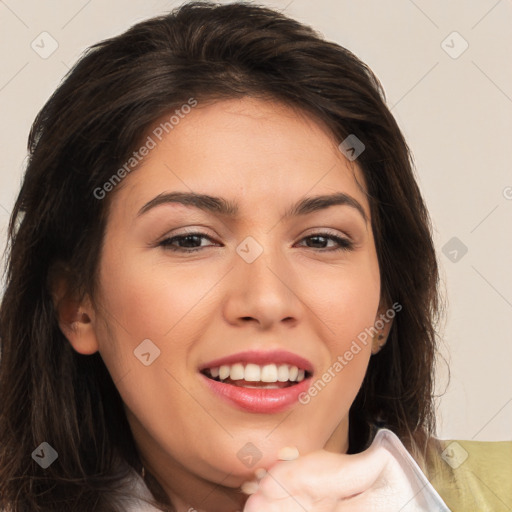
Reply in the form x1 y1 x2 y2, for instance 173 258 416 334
0 2 443 510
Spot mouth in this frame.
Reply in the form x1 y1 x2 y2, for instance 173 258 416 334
198 351 314 413
201 363 311 389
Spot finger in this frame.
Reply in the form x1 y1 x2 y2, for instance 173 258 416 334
277 446 300 461
254 467 267 480
241 480 259 495
257 443 391 502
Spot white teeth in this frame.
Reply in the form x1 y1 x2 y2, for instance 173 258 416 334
230 363 245 380
206 363 308 383
260 364 278 382
244 363 261 382
277 364 290 382
219 365 230 380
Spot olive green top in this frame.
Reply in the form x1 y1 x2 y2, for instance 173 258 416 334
426 438 512 511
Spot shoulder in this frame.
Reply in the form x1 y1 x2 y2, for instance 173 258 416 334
426 437 512 511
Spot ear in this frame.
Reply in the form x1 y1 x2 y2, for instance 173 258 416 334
371 301 395 355
50 270 99 355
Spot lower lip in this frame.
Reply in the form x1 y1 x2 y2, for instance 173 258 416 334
200 374 312 414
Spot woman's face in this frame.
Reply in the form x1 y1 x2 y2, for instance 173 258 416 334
84 97 384 497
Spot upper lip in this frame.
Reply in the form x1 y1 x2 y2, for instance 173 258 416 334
199 349 314 375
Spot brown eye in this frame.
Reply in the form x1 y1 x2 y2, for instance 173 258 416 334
159 232 218 252
298 233 353 251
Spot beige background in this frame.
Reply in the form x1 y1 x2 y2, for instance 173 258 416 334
0 0 511 441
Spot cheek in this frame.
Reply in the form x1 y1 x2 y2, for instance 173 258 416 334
303 256 381 344
274 265 377 432
92 245 227 424
299 257 379 409
95 247 218 351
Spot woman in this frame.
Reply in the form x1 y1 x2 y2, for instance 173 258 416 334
0 2 510 511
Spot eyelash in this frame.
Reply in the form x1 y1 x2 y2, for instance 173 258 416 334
158 232 354 253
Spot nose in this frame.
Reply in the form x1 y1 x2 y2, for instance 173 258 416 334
222 242 303 330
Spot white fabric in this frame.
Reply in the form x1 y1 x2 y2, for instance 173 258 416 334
119 429 451 511
119 467 162 512
369 429 451 511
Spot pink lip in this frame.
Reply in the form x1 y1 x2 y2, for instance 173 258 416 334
198 350 314 414
198 349 314 374
200 373 312 413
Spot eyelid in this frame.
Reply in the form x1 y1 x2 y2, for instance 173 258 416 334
157 229 355 253
156 226 218 242
299 226 356 243
295 232 354 251
155 226 351 243
300 226 352 239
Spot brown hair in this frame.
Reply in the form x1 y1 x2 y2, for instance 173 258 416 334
0 2 443 510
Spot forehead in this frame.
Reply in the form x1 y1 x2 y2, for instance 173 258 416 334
110 97 369 220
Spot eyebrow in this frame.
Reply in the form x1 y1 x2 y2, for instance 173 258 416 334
137 191 368 224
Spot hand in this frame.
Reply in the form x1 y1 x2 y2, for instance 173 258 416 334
242 440 431 512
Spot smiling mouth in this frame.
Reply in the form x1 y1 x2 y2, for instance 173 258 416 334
201 363 311 389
